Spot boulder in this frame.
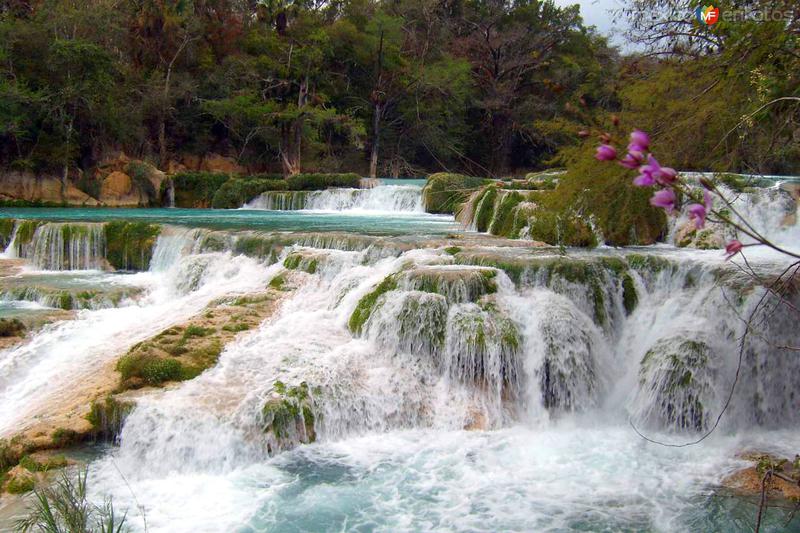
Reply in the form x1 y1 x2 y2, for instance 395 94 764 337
99 171 147 207
0 171 98 206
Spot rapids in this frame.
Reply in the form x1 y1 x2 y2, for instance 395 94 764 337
0 177 798 532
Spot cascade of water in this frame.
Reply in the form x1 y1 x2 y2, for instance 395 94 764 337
0 230 273 437
14 222 107 270
244 184 424 213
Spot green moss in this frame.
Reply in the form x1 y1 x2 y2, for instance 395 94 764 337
285 173 361 191
526 208 597 247
626 254 673 273
104 221 161 271
222 322 250 332
0 219 15 248
489 191 524 237
269 273 287 290
474 187 498 232
211 176 286 209
444 246 461 256
549 142 667 246
116 354 184 385
85 396 134 441
0 318 25 337
348 275 398 334
7 474 34 494
262 382 315 442
51 428 79 448
184 325 213 338
422 173 487 214
58 291 73 310
622 273 638 315
233 235 281 262
15 220 42 247
19 454 67 473
592 282 606 327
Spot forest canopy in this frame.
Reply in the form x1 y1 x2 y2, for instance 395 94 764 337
0 0 797 179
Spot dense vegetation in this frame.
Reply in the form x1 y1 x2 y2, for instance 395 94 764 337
0 0 797 239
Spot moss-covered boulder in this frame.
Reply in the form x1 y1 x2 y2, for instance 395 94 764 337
536 294 599 412
262 381 316 454
348 275 399 334
104 221 161 271
399 266 498 303
637 337 714 432
444 303 520 393
422 173 487 214
365 290 449 357
283 250 322 274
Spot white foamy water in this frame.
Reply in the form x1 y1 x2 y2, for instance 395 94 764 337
0 227 273 435
245 184 424 213
73 237 800 532
1 210 798 531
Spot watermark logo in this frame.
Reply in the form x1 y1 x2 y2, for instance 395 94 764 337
695 5 720 25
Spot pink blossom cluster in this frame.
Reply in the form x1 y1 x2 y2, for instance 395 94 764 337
596 129 743 258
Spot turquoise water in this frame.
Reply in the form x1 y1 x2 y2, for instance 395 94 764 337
0 207 458 236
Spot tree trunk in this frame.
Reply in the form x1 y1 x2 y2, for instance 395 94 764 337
369 102 382 179
281 75 308 177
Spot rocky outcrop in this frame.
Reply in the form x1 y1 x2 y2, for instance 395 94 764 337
179 153 246 174
99 171 149 207
0 171 99 206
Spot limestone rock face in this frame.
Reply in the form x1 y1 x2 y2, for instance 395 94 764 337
0 171 98 206
100 171 147 206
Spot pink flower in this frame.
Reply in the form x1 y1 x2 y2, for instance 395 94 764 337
687 203 707 229
633 173 655 186
656 166 678 185
650 188 676 213
630 130 650 151
620 150 645 169
687 188 713 229
595 144 617 161
725 240 743 259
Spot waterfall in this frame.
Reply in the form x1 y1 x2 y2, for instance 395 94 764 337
13 222 107 270
244 184 424 213
669 180 799 251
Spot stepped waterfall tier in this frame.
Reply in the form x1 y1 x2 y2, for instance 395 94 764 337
0 196 797 531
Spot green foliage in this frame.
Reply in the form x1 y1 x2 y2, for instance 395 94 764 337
0 218 16 248
285 173 361 191
444 246 461 256
85 396 133 442
116 355 184 385
14 468 127 532
103 221 161 271
51 428 79 448
166 172 230 208
550 143 667 246
474 187 498 232
211 177 285 209
622 274 638 315
422 173 487 214
7 474 35 494
0 318 25 337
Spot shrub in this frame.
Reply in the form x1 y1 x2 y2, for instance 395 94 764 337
86 396 133 442
211 176 286 208
164 171 230 207
285 173 361 191
116 354 183 385
544 142 667 246
0 318 25 337
51 428 79 448
422 173 487 214
183 325 213 338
